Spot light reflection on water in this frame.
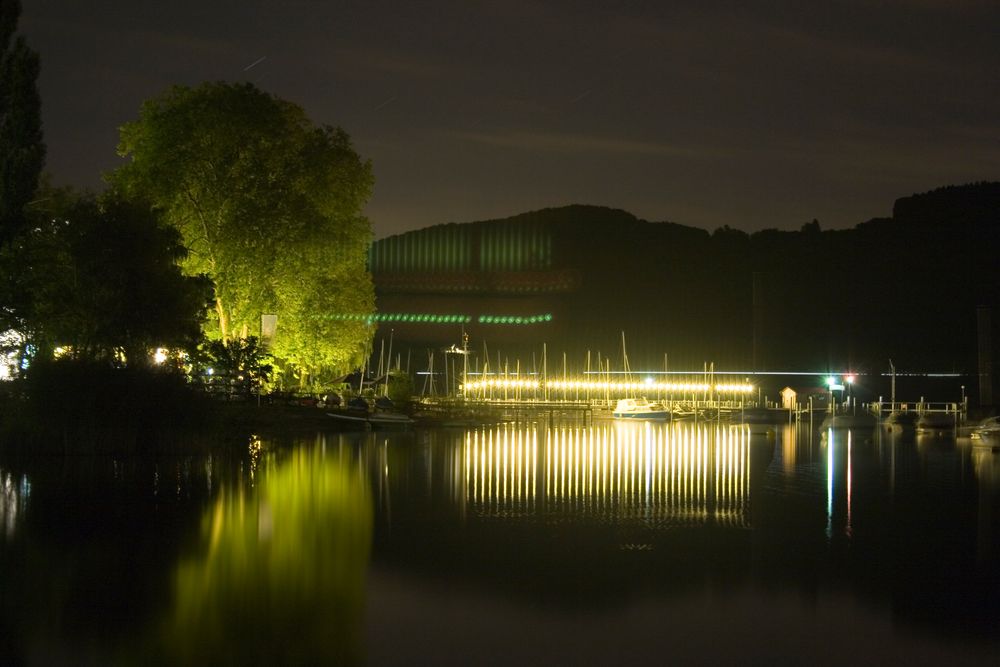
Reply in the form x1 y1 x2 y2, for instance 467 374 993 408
458 422 751 527
356 421 1000 664
160 444 372 665
1 422 999 664
0 468 29 540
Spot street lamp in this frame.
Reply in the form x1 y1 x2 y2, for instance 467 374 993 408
826 375 846 414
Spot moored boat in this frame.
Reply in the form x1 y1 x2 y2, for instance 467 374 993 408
916 412 955 434
971 416 1000 444
328 395 414 426
612 397 670 421
327 410 414 426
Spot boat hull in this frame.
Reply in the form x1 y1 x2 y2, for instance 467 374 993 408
327 411 414 426
612 410 670 421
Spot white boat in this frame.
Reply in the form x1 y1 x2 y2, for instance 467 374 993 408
327 411 414 426
612 398 669 421
971 416 1000 443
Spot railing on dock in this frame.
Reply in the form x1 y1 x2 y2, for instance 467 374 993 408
418 396 766 424
869 399 967 421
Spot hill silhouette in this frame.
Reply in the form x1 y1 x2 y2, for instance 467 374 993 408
371 184 999 387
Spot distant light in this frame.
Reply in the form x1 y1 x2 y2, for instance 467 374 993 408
845 374 855 384
462 378 754 394
826 376 837 387
0 330 21 380
153 348 167 364
206 367 214 376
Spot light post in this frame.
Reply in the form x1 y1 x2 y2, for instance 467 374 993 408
826 375 845 416
889 359 896 409
462 331 469 400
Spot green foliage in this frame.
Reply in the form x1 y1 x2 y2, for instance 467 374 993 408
112 82 376 380
2 188 213 368
197 336 273 395
0 0 45 247
386 369 413 404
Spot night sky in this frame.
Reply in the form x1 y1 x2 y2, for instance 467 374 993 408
20 0 1000 238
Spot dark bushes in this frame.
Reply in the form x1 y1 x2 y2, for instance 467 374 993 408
1 359 217 454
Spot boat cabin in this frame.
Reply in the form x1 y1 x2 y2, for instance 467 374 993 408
780 386 830 410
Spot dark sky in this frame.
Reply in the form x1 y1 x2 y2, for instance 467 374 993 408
20 0 1000 238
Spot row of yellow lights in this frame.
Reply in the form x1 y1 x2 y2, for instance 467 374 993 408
462 379 755 393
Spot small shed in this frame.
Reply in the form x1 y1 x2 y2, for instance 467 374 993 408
781 386 830 410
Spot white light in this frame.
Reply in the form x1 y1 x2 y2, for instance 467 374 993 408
153 348 167 365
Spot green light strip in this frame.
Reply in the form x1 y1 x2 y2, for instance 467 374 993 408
322 312 554 325
371 313 472 324
477 314 553 324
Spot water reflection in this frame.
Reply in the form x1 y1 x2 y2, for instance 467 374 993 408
454 422 752 527
0 468 29 540
160 445 372 665
2 422 998 664
972 443 1000 564
822 428 848 540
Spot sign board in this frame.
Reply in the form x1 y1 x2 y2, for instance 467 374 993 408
260 314 277 346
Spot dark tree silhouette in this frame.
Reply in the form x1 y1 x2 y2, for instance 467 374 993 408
0 0 45 246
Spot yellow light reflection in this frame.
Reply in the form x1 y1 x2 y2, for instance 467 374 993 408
461 423 750 526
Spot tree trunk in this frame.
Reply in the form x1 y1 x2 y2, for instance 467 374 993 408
215 297 229 341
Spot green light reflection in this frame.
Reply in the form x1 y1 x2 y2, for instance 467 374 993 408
162 446 372 664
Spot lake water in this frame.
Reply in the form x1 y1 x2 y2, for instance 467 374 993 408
2 420 999 665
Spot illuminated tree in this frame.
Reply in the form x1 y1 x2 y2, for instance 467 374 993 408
113 82 375 384
198 336 273 397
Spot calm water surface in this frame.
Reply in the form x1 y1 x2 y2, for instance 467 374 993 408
2 421 999 665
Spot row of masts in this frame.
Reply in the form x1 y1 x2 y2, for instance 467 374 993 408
364 330 722 400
